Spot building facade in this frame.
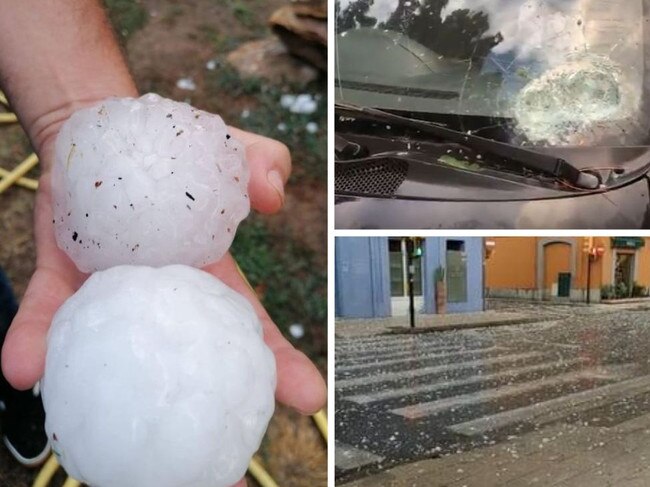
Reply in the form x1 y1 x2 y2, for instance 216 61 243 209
335 237 484 318
485 237 650 302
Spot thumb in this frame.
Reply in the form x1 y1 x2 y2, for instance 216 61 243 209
229 127 291 215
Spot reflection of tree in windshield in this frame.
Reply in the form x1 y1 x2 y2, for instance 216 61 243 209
383 0 501 61
337 0 501 61
336 0 377 32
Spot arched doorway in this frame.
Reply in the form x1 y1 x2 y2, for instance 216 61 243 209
538 239 575 300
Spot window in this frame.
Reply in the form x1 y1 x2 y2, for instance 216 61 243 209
389 238 423 297
389 238 405 297
446 240 467 303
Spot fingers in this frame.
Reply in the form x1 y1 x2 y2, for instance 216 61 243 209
272 342 328 414
203 254 327 414
1 171 86 389
1 267 76 390
229 127 291 215
230 478 247 487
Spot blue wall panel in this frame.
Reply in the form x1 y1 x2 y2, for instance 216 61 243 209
335 237 391 318
446 237 484 313
422 238 441 314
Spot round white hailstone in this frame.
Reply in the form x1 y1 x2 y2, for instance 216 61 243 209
52 93 250 273
42 265 276 487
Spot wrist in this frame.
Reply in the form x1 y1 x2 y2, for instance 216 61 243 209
28 84 139 163
0 0 139 161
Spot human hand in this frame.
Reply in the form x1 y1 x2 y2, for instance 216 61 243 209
1 116 327 486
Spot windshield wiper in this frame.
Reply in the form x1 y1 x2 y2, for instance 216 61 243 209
336 102 600 189
335 134 367 159
335 79 459 100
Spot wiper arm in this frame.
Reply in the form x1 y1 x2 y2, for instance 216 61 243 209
335 134 367 159
334 79 459 100
336 102 600 189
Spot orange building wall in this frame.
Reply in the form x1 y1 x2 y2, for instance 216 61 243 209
635 244 650 286
573 237 601 290
485 237 537 289
487 237 650 295
486 237 606 292
594 237 612 289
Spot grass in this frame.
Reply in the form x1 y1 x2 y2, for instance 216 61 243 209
230 217 326 357
206 64 327 182
212 63 263 96
227 0 259 29
198 25 242 53
0 126 33 172
161 5 185 27
238 85 326 182
104 0 148 39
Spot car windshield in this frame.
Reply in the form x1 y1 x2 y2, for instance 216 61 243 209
335 0 650 147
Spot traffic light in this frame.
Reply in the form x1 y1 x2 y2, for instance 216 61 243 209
410 237 423 258
582 236 593 254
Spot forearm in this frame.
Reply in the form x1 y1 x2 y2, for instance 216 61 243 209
0 0 138 157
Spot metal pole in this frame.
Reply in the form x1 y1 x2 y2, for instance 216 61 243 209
408 249 415 329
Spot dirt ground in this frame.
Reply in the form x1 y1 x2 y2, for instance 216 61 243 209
0 0 327 485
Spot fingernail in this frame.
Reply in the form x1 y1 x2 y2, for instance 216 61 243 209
267 170 285 206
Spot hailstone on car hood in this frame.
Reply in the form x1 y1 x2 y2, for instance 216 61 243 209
42 265 276 487
52 94 250 272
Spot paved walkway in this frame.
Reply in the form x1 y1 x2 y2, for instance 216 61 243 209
335 310 533 337
341 411 650 486
336 299 650 338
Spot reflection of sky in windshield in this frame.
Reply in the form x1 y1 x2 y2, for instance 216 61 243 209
443 0 585 65
336 0 648 146
366 0 401 24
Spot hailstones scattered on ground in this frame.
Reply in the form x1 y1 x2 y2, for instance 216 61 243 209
42 265 276 487
52 93 250 272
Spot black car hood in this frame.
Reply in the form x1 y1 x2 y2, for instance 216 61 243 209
335 177 650 229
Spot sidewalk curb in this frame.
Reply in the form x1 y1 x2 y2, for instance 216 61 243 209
600 298 650 305
380 317 541 335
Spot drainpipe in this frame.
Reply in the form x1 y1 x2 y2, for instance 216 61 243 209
482 238 486 311
586 253 592 305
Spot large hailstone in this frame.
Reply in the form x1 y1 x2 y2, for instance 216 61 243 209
52 94 250 272
42 265 276 487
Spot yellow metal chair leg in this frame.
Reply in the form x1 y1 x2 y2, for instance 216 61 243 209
32 455 59 487
0 167 38 190
312 409 328 442
0 152 38 195
0 112 17 123
248 457 280 487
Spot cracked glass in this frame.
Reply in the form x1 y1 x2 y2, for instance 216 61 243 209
335 0 649 147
